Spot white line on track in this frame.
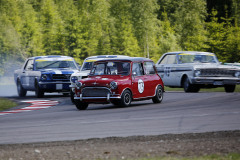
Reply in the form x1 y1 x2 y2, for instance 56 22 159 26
0 100 59 116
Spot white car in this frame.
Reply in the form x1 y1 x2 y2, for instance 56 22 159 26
156 51 240 92
69 55 129 103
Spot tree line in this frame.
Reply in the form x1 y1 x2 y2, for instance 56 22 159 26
0 0 240 76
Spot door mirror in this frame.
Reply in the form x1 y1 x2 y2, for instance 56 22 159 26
27 64 33 70
133 72 137 76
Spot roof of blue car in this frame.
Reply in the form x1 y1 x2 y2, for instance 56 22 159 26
31 55 74 60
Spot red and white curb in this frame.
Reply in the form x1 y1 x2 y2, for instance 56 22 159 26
0 100 59 116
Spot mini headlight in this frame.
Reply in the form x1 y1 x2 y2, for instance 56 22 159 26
41 74 48 80
195 70 201 77
235 71 240 77
71 76 78 83
76 81 82 88
110 81 118 90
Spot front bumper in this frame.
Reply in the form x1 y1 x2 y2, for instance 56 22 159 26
39 81 71 91
69 83 77 92
69 83 76 88
74 94 121 102
191 77 240 85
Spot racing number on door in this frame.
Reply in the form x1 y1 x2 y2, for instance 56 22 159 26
164 67 171 77
138 79 144 93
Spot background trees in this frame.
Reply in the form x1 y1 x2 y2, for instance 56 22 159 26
0 0 240 76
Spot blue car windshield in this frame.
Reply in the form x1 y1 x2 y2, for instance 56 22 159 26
35 60 77 70
90 62 130 76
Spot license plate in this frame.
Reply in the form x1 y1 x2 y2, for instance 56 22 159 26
56 84 63 90
213 81 223 85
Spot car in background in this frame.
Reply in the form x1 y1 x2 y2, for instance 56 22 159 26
156 51 240 92
14 55 79 97
69 55 129 103
73 57 164 110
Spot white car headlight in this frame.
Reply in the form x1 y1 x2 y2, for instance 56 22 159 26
41 74 48 80
235 71 240 77
76 81 82 88
194 70 201 77
110 81 118 90
71 76 78 83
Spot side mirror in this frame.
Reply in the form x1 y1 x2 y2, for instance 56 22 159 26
27 64 34 70
133 72 137 76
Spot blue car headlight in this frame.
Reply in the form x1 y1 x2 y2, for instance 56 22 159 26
71 76 78 83
41 74 48 80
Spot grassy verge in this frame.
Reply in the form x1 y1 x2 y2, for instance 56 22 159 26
136 153 240 160
0 98 17 111
165 85 240 92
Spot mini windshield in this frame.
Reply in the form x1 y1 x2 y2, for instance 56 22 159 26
35 59 77 70
178 54 218 64
90 62 130 76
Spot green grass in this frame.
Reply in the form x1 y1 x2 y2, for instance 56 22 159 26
165 85 240 92
133 153 240 160
0 98 17 111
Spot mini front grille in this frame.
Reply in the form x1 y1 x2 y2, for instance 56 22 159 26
52 74 71 80
82 87 110 97
200 69 235 77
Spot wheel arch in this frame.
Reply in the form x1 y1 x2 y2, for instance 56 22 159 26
154 84 164 96
181 74 188 87
120 88 133 99
35 77 40 87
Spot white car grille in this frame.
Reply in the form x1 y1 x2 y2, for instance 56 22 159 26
200 69 235 77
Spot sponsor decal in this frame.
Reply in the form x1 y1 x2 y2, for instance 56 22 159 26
85 59 97 62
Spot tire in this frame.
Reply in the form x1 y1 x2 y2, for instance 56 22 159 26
75 100 88 110
70 90 75 104
35 82 44 98
17 79 27 97
183 77 199 93
120 90 132 107
224 85 235 93
152 85 163 103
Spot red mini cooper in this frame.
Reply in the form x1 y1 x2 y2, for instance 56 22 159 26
74 57 164 110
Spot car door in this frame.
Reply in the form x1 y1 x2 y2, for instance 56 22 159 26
156 54 177 86
143 61 158 96
131 62 148 99
21 59 35 89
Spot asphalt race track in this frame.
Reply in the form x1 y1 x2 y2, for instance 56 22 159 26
0 92 240 144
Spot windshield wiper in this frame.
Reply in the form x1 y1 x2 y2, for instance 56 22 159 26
42 61 60 69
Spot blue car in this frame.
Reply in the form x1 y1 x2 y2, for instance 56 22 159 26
14 55 79 97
